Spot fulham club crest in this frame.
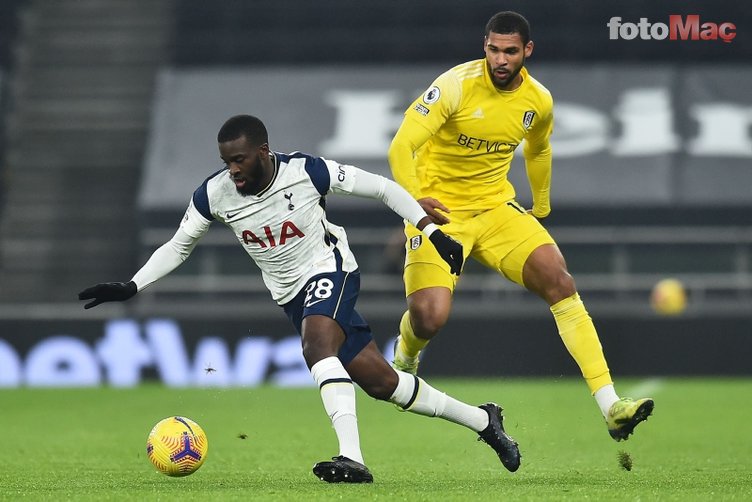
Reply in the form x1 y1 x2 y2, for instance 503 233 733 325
410 235 422 250
522 110 536 129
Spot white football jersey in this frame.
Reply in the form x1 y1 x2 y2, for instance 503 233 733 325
179 151 360 304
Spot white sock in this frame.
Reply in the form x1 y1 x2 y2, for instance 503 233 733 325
310 356 363 464
389 370 489 432
594 384 620 418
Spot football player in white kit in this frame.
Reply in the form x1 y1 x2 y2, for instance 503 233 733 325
79 115 521 482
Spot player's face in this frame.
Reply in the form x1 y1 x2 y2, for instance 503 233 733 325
219 136 271 196
484 32 533 91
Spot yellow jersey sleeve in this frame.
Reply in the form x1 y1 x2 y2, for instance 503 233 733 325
388 69 462 199
523 96 554 218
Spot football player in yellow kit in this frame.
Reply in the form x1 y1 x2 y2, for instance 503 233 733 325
388 11 653 441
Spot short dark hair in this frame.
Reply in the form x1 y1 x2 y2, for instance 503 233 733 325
485 11 531 45
217 114 269 145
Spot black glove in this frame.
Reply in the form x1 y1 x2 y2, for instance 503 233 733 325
429 230 464 275
78 281 138 309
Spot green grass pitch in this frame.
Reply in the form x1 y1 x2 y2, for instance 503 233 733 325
2 378 751 500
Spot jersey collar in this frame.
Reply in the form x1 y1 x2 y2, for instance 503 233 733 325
255 152 280 197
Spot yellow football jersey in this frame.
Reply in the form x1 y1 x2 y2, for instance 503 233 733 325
389 60 554 216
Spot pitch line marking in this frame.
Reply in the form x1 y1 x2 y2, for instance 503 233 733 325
624 378 664 398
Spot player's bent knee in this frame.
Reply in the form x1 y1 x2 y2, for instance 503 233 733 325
360 372 398 401
301 337 340 368
542 271 576 304
553 269 576 296
408 303 450 336
407 289 452 336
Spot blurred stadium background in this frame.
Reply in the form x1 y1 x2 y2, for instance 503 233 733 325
0 0 750 387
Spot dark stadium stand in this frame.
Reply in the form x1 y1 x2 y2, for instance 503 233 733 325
174 0 750 65
0 1 24 69
0 0 25 221
0 0 175 302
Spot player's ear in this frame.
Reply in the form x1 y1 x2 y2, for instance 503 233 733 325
524 40 534 58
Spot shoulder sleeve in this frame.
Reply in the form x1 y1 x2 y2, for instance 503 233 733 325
402 68 462 135
389 68 462 197
323 159 356 194
524 92 554 153
181 197 212 238
191 178 216 221
298 153 331 195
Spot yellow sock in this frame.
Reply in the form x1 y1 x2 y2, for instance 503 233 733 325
550 293 613 394
398 310 430 359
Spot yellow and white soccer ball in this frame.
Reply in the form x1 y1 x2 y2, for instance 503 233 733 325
650 278 687 316
146 416 208 476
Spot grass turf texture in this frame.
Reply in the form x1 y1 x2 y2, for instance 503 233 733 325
2 378 751 501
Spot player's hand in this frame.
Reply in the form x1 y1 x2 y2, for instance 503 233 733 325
418 197 451 225
78 281 137 309
429 230 463 275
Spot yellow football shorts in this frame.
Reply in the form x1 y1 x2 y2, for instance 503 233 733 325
403 200 555 296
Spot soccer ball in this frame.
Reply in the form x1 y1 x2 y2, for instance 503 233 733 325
650 278 687 316
146 416 208 476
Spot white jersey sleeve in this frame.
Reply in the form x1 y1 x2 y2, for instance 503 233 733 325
324 160 429 231
179 198 213 238
130 200 210 290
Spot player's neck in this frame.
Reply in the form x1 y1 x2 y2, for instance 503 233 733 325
249 153 277 195
254 152 277 194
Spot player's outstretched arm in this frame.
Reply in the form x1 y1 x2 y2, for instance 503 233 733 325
77 227 203 309
78 281 137 309
344 166 463 275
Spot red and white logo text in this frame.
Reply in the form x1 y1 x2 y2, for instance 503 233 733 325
607 15 736 43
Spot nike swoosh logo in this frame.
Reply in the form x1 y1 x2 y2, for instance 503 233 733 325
226 211 241 219
305 298 327 307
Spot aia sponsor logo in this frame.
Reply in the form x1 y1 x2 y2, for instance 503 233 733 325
608 15 736 43
242 221 304 248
